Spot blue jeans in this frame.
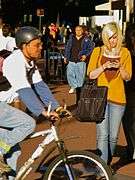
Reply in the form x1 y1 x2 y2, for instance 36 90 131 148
96 102 125 163
0 102 36 178
67 61 86 89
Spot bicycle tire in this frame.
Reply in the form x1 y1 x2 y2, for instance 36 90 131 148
43 150 112 180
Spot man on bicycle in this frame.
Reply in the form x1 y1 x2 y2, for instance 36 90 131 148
3 26 71 118
0 26 71 179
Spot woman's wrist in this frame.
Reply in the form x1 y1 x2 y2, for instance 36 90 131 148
102 64 105 71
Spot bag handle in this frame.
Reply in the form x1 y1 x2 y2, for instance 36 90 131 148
85 47 101 85
96 47 101 68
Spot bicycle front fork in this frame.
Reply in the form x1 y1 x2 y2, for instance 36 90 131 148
52 124 77 180
56 140 77 180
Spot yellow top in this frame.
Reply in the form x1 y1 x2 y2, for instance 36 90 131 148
87 46 132 104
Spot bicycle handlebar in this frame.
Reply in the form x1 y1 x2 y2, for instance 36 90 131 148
46 102 72 124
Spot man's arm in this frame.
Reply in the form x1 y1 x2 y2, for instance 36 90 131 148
32 81 60 111
79 38 95 58
17 87 45 116
64 35 73 61
3 53 49 116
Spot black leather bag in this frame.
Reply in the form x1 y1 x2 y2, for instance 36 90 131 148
75 78 108 123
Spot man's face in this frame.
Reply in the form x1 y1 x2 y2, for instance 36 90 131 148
75 27 83 38
2 26 10 37
24 39 43 60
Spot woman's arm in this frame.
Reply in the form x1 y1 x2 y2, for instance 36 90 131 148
89 65 104 79
119 64 131 80
89 60 114 79
112 49 132 81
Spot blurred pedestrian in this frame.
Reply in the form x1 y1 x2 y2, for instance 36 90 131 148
0 16 4 36
0 24 16 51
122 23 135 161
59 23 66 43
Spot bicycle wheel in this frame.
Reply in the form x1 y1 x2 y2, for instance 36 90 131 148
43 150 112 180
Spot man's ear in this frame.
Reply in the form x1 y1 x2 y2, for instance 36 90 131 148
22 43 27 50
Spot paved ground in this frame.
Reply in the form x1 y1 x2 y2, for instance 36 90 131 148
15 59 135 179
17 83 135 180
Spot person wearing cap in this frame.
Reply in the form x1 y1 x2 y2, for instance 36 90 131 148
0 26 71 179
3 26 71 118
87 22 132 167
0 28 36 179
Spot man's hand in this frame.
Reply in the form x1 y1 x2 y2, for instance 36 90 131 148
49 111 59 118
80 55 86 61
49 111 59 121
64 58 68 64
42 110 59 120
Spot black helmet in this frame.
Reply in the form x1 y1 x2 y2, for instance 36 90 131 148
15 26 42 48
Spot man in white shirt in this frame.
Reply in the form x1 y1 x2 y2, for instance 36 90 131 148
0 17 4 36
0 24 16 51
0 26 71 179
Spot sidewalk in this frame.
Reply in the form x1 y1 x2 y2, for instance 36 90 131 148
38 58 135 178
17 83 135 180
53 85 135 180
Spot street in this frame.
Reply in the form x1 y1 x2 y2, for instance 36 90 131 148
17 83 135 180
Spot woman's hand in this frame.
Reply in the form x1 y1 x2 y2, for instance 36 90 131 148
102 61 113 69
89 59 121 79
111 60 121 69
103 60 120 69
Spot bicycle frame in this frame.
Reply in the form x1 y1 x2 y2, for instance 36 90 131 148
15 122 60 180
14 117 112 180
15 102 77 180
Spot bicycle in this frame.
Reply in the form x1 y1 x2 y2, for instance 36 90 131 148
12 105 113 180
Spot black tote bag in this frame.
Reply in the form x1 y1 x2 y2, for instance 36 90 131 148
75 78 108 123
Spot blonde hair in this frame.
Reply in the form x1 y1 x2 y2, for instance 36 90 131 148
102 22 122 52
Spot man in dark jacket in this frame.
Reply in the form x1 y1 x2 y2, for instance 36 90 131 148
64 25 94 103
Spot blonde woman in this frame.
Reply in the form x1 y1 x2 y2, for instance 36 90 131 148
87 22 132 165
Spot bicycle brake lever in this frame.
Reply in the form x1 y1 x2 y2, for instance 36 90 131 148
47 102 52 116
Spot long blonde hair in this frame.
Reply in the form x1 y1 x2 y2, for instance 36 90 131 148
102 22 122 53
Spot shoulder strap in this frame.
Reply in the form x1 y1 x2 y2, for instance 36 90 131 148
96 47 101 68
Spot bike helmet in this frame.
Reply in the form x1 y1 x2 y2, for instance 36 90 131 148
15 26 42 48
